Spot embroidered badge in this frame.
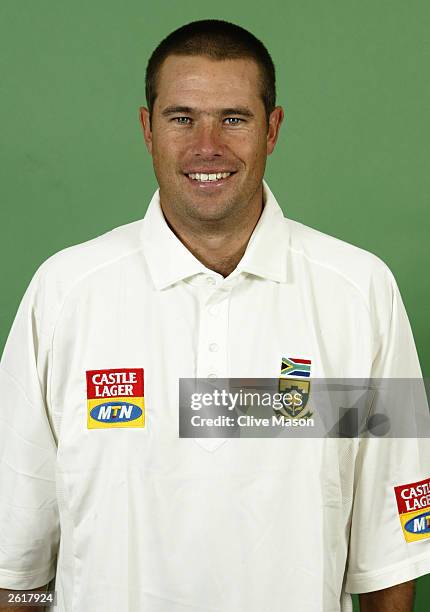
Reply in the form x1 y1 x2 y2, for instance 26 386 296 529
280 356 311 378
394 477 430 542
86 368 145 429
277 357 312 418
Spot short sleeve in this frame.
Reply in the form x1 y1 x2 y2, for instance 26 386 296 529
0 268 60 589
370 265 422 378
345 266 430 593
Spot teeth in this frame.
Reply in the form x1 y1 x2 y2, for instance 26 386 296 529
188 172 232 181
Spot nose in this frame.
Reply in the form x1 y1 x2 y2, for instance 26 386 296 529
191 119 223 158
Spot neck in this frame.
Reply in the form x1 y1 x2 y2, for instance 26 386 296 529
160 187 264 278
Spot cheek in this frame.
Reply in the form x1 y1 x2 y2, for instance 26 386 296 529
233 135 267 168
152 135 177 165
153 131 188 162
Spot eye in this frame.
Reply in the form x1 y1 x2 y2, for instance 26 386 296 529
173 116 192 125
224 117 243 126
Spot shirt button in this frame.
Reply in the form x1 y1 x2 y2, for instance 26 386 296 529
207 372 218 378
206 276 217 286
209 343 219 352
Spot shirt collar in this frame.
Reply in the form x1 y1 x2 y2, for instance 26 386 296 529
141 179 288 290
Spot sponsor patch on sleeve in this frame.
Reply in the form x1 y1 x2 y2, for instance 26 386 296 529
394 477 430 542
86 368 145 429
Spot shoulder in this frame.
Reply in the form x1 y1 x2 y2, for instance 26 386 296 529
285 217 398 306
36 218 144 291
26 219 145 325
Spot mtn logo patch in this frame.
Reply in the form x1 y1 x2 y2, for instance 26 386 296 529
86 368 145 429
394 477 430 542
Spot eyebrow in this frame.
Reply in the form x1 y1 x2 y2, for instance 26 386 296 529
161 106 194 116
160 105 255 118
221 107 255 118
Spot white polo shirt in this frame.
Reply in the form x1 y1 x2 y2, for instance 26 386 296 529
1 181 430 611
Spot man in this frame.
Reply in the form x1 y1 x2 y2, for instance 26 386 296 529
0 19 429 612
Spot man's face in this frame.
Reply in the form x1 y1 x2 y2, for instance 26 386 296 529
140 54 283 223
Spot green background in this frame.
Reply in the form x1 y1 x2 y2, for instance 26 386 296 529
0 1 429 608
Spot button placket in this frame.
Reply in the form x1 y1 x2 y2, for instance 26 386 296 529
193 288 230 451
196 288 229 379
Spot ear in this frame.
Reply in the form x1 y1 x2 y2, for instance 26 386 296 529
266 106 284 155
139 106 153 155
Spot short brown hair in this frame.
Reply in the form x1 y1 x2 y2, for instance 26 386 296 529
145 20 276 124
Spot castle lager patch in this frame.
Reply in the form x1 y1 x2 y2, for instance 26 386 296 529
394 477 430 542
86 368 145 429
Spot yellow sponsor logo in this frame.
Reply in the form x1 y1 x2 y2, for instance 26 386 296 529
87 396 145 429
398 509 430 543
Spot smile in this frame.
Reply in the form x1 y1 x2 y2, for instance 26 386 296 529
186 172 234 182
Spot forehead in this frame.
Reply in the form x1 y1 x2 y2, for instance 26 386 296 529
155 55 263 108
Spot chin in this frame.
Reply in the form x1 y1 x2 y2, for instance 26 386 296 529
187 201 234 221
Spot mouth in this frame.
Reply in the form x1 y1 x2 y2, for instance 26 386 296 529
183 171 237 187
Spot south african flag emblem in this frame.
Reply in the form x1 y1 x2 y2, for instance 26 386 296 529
280 356 311 378
278 356 312 418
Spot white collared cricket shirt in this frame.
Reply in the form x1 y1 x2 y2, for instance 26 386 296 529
1 181 430 611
